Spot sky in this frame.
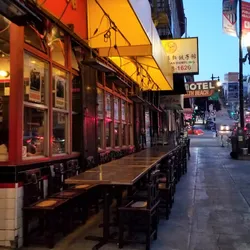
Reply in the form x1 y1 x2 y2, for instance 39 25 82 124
183 0 250 82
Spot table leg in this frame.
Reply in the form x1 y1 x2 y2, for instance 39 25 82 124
85 186 112 250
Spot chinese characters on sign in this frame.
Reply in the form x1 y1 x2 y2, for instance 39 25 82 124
184 81 216 98
161 37 199 74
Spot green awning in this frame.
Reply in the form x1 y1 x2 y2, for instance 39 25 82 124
208 92 219 101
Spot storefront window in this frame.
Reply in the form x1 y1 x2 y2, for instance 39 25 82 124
128 104 132 123
97 88 104 118
114 97 119 121
105 93 112 118
71 49 79 70
0 15 10 161
114 123 120 147
106 121 112 147
53 112 67 154
97 119 103 149
122 124 127 145
121 100 126 121
23 107 46 158
51 28 65 66
52 68 68 110
128 125 133 145
24 25 46 53
24 53 49 104
72 75 81 152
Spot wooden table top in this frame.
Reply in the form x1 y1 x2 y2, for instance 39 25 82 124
65 167 150 185
65 145 176 186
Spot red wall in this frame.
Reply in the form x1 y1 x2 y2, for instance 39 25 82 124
39 0 88 40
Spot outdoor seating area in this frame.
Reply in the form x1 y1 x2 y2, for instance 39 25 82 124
21 139 188 250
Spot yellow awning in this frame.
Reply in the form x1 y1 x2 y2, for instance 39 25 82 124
87 0 173 90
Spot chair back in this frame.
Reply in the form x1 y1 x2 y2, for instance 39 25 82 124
147 170 160 209
86 156 96 170
66 159 80 178
23 168 43 206
48 163 65 194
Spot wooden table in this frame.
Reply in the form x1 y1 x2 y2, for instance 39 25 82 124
65 145 176 249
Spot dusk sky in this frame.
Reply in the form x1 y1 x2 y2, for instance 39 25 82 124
183 0 250 82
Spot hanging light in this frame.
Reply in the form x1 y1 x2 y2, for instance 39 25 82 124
0 70 9 77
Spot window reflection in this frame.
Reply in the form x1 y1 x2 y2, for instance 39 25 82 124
106 121 112 147
114 123 120 147
53 112 66 154
23 107 46 158
105 93 112 118
97 120 103 149
71 49 79 70
72 75 81 152
24 53 49 104
50 28 65 66
97 88 104 118
53 68 68 110
24 25 46 52
114 97 119 121
122 124 126 145
121 100 126 121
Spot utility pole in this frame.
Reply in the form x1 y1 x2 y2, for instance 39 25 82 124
239 0 245 128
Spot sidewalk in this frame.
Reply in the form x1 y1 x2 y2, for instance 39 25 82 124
23 139 250 250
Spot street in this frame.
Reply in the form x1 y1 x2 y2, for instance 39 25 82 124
33 130 250 250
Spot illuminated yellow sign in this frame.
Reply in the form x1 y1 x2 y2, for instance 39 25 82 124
161 37 199 75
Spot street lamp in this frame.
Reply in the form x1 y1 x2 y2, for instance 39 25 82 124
211 74 221 87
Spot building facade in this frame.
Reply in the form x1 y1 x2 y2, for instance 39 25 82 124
0 0 186 248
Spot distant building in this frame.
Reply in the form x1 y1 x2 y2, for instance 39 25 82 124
223 72 249 110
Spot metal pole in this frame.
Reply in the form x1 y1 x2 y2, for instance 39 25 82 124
185 17 187 38
239 0 244 128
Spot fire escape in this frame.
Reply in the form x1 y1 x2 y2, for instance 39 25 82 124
149 0 172 39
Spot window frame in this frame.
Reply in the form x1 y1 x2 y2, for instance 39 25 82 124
10 25 79 164
96 76 134 151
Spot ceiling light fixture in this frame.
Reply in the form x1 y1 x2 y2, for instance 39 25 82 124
0 70 9 77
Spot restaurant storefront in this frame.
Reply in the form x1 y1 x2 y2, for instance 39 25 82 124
0 0 174 248
0 1 89 246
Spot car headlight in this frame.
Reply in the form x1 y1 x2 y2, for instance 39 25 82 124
220 126 224 130
226 126 230 130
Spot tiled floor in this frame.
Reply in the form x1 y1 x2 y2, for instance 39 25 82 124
22 137 250 250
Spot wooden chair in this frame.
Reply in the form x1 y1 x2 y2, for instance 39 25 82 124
23 169 71 248
158 159 172 219
49 188 88 225
118 170 160 250
48 163 66 195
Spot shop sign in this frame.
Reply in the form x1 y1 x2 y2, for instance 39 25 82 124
242 1 250 36
184 81 216 98
161 37 199 74
160 95 183 110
